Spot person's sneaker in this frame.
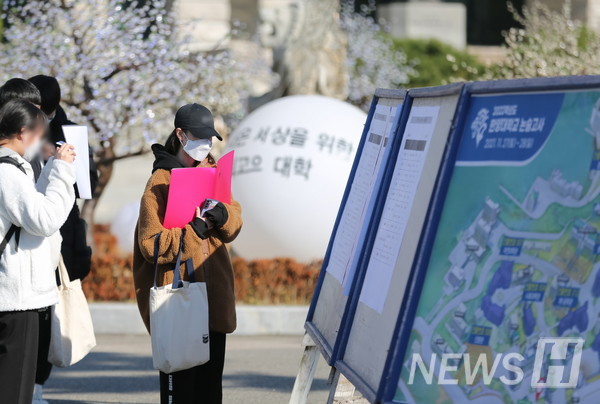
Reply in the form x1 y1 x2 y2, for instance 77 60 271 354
32 384 49 404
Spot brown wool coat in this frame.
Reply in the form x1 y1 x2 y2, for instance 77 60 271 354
133 166 242 334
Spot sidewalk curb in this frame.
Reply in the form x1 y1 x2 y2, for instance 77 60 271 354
89 303 308 335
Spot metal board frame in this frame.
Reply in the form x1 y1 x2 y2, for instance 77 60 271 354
381 75 600 404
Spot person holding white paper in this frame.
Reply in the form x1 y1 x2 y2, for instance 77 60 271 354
133 103 242 404
29 75 97 404
0 99 76 404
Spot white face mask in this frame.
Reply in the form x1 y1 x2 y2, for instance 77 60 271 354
23 137 43 162
180 133 212 162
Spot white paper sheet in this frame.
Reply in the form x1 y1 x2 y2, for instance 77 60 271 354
359 105 440 313
325 103 398 285
62 125 92 199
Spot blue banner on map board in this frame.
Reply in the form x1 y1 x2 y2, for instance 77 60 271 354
457 93 564 165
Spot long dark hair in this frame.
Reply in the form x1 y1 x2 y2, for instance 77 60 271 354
0 99 46 140
164 129 180 155
164 129 216 164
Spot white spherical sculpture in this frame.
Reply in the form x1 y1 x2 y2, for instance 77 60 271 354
225 95 367 261
110 201 141 253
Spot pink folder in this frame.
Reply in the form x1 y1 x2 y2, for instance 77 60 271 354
163 151 234 229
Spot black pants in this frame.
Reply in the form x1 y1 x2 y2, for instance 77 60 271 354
159 332 226 404
35 307 53 385
0 310 40 404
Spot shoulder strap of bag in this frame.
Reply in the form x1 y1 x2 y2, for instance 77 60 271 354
171 233 184 289
153 232 162 289
0 156 26 174
185 258 196 283
153 231 196 290
0 157 25 256
171 230 196 288
0 225 19 257
56 256 71 288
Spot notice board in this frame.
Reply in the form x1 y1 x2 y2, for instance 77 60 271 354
385 76 600 404
305 89 406 363
334 84 465 401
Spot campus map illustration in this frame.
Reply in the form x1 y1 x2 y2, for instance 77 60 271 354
397 91 600 404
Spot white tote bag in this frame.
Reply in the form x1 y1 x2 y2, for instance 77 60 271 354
48 256 97 367
150 232 210 374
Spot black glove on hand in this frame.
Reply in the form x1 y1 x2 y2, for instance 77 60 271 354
204 202 229 228
191 217 210 239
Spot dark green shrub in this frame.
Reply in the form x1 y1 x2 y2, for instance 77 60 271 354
390 37 484 88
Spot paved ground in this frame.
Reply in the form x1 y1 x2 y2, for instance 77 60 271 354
44 334 330 404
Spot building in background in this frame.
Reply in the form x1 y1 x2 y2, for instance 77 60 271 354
348 0 525 47
530 0 600 32
135 1 600 57
376 1 466 49
176 0 232 51
171 0 515 56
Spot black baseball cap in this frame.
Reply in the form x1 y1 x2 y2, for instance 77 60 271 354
174 103 223 141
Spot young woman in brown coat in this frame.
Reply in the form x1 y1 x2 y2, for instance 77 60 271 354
133 103 242 404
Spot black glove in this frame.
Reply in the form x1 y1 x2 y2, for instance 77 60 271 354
190 217 210 239
204 202 229 228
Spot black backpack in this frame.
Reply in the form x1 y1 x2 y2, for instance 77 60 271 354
0 156 25 256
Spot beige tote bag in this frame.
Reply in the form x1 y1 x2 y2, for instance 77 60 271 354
48 256 97 367
150 232 210 374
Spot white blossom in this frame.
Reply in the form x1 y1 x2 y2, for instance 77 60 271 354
491 0 600 79
341 2 414 109
0 0 261 156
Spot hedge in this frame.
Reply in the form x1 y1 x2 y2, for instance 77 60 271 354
82 226 321 305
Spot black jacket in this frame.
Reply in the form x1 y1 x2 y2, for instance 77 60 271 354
49 105 76 143
44 105 98 280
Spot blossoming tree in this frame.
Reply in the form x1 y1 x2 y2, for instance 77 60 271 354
341 2 414 109
0 0 256 223
0 0 415 226
491 0 600 79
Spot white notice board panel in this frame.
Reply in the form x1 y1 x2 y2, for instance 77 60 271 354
359 104 441 313
306 89 405 362
325 102 399 287
335 85 464 399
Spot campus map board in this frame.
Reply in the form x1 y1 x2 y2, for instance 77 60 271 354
306 89 405 363
389 77 600 404
335 85 464 401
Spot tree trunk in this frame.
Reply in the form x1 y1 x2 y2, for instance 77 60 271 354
81 138 117 247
